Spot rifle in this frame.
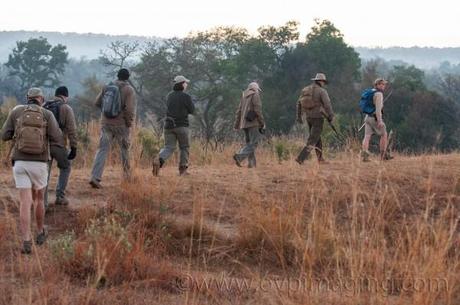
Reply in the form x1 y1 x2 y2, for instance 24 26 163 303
320 110 346 144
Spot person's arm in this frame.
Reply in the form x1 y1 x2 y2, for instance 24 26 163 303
252 92 265 127
62 105 78 148
234 96 243 130
95 87 104 108
1 110 16 141
123 86 136 128
186 95 195 115
296 98 303 123
320 89 334 121
374 92 384 124
47 112 64 147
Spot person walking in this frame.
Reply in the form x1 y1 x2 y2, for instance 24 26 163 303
44 86 77 206
152 75 195 176
295 73 334 165
360 78 391 161
1 87 63 254
233 82 265 168
89 68 136 188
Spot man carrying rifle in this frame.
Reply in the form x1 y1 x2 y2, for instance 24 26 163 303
295 73 335 165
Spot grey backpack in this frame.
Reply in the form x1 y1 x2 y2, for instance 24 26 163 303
101 82 124 118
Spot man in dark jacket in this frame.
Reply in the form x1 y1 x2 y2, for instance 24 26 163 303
1 87 64 254
44 86 77 206
89 68 137 188
295 73 335 165
153 75 195 176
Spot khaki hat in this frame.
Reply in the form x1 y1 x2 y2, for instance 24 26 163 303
173 75 190 84
374 78 388 86
311 73 328 83
27 87 44 98
248 82 262 92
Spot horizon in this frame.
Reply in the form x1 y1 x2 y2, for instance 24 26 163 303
0 0 459 48
1 29 459 49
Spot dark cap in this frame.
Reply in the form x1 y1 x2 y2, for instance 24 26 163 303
55 86 69 97
117 68 130 81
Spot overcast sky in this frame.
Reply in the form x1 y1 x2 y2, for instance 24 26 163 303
1 0 458 47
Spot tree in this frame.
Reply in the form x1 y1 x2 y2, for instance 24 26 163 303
5 37 68 94
73 76 103 122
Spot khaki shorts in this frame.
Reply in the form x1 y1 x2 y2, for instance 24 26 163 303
364 115 387 137
13 161 48 190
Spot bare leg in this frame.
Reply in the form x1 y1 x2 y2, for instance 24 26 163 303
32 188 46 233
379 132 388 160
362 134 372 152
19 189 33 241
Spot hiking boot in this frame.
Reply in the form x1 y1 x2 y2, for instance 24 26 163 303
36 228 48 246
233 155 242 167
89 179 102 189
21 240 32 255
361 150 371 162
295 157 304 165
55 196 69 206
179 166 189 176
381 152 394 161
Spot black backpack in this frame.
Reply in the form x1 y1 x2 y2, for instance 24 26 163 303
43 99 64 129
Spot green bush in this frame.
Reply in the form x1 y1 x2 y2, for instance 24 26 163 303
138 128 161 160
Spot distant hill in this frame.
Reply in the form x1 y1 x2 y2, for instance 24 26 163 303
0 31 160 62
356 46 460 69
0 31 459 69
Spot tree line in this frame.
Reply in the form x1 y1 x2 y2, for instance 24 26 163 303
0 20 459 152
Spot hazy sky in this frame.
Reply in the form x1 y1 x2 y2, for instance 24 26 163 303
1 0 458 47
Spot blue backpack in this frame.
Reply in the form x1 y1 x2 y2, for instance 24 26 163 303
359 88 377 115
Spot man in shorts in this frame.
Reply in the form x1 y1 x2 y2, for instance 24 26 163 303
361 78 391 161
1 87 63 254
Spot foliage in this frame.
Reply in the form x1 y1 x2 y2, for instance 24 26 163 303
5 37 68 94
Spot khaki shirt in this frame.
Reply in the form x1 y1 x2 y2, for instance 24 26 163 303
1 103 63 162
234 89 265 129
296 83 334 120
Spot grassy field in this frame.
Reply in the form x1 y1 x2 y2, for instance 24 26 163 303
0 126 459 305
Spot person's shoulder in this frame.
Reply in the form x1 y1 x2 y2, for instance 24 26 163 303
41 108 57 123
374 91 383 98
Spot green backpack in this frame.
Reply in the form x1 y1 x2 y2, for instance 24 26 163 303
15 105 47 155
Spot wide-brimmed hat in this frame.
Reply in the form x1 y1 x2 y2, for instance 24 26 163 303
311 73 327 83
27 87 44 98
174 75 190 84
247 82 262 92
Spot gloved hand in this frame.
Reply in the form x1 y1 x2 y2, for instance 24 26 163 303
67 147 77 160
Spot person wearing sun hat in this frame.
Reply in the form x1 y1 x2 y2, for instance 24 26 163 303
153 75 195 176
295 73 335 165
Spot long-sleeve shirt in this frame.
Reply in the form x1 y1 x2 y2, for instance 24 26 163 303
1 103 63 162
95 80 137 128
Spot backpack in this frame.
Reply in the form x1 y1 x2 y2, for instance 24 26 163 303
15 105 47 155
101 82 124 118
359 88 377 114
43 100 63 129
299 85 319 111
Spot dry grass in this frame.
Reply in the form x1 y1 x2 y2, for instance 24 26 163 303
0 123 459 304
